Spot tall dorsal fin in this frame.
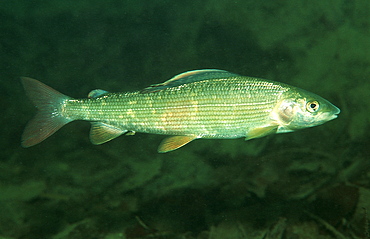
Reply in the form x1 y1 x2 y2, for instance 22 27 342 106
141 69 239 93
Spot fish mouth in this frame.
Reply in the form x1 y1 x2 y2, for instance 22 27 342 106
327 103 340 120
326 108 340 121
333 105 341 115
330 114 338 120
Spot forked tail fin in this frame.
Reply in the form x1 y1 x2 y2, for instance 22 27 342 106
21 77 73 147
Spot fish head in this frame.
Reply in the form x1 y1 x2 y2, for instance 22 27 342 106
273 88 340 132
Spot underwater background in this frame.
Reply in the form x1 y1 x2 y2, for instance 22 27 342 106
0 0 369 238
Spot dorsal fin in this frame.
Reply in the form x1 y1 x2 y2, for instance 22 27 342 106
88 89 109 98
141 69 239 93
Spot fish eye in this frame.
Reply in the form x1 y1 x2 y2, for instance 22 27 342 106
306 101 319 113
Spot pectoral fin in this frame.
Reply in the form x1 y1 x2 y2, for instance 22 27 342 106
90 122 127 145
245 125 278 141
158 135 198 153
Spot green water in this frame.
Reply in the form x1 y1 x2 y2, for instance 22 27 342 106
0 0 369 238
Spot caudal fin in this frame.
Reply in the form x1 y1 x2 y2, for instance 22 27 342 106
21 77 73 147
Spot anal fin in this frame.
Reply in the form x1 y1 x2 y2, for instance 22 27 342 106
90 122 127 145
245 125 278 141
158 135 198 153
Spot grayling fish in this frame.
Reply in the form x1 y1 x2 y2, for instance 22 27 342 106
21 69 340 152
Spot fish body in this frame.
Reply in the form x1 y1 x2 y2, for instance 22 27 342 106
21 69 340 152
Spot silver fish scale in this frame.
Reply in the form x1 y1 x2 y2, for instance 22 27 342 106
63 77 289 138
